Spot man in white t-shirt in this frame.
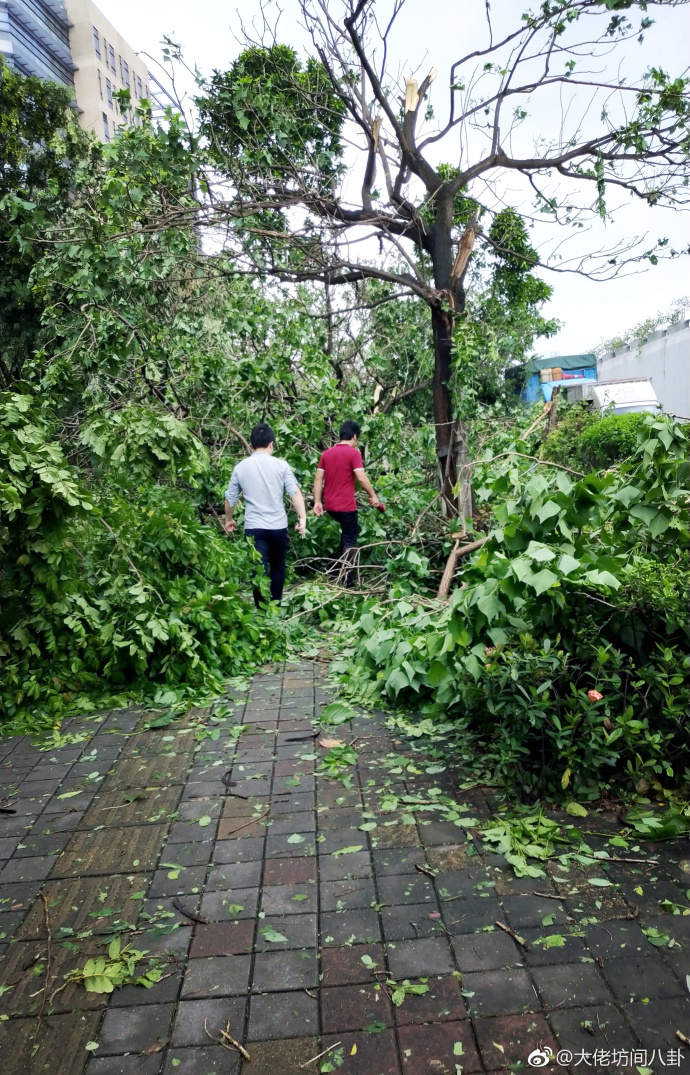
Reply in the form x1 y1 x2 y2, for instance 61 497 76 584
224 423 306 606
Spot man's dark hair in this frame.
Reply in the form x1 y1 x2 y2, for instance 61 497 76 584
250 423 275 449
339 420 361 440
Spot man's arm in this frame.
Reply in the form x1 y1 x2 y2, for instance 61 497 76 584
290 490 307 536
313 469 325 516
354 468 381 507
224 468 241 533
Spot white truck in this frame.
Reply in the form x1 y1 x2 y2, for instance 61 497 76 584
563 377 659 415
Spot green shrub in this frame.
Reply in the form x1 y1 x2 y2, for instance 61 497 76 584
578 411 648 470
541 405 650 473
343 415 690 799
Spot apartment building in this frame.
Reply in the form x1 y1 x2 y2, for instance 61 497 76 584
0 0 73 84
64 0 149 142
1 0 149 142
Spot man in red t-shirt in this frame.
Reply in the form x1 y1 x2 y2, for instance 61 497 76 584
312 420 383 586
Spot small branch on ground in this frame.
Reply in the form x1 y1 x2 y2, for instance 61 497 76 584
496 920 529 949
300 1041 343 1068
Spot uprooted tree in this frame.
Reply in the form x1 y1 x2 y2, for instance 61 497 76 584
197 0 690 516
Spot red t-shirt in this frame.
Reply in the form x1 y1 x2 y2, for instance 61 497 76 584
318 443 364 512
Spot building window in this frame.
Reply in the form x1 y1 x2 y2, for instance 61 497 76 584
122 60 130 88
97 69 102 99
92 27 100 57
102 112 110 141
135 74 143 98
105 77 113 109
108 43 115 72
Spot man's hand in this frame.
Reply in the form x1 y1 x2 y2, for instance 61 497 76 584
369 494 383 509
295 518 307 537
224 519 237 534
313 503 324 517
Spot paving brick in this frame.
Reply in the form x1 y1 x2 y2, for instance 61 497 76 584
159 840 214 866
602 953 686 1002
0 855 56 884
321 906 382 945
260 883 317 915
521 926 589 965
372 847 425 874
531 962 613 1009
321 943 386 986
381 903 445 941
55 823 168 876
461 968 538 1016
584 920 647 958
434 868 495 901
87 1056 163 1075
0 1012 101 1075
398 1021 482 1073
265 830 316 857
217 817 267 840
625 996 690 1052
238 1037 317 1075
501 894 569 929
548 1004 639 1056
171 996 246 1045
182 954 251 997
98 1002 174 1054
247 990 318 1041
263 856 317 886
319 851 371 881
252 948 318 991
206 860 262 890
17 874 150 939
200 887 259 921
394 974 467 1026
213 838 264 864
474 1013 557 1070
321 1031 401 1075
386 936 455 978
149 865 207 897
453 929 523 972
254 914 317 951
321 877 376 911
321 982 393 1031
377 873 436 906
317 827 364 855
162 1047 240 1075
266 809 315 835
190 920 255 957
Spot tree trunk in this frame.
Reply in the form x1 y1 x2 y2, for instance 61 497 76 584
431 305 457 512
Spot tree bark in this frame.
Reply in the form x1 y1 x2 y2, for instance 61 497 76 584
431 305 457 512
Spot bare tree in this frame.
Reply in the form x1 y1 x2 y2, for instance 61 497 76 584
198 0 690 516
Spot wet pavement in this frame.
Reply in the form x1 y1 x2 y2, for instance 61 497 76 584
0 662 688 1074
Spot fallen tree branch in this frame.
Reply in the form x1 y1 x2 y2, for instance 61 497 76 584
437 537 487 599
495 920 529 949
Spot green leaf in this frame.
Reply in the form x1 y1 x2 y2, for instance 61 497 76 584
260 926 288 943
197 815 212 828
287 833 305 844
587 877 612 887
332 845 363 857
565 801 588 818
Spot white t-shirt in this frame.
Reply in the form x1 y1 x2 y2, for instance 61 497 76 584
224 453 298 530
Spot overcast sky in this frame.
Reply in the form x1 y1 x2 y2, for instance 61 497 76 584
95 0 690 357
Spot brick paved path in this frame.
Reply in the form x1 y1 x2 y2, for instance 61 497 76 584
0 661 688 1074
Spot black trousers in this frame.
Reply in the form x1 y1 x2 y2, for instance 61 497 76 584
245 528 288 606
326 510 359 587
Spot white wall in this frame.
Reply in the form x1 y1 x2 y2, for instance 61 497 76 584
597 320 690 420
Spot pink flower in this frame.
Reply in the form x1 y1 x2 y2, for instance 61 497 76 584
587 689 603 702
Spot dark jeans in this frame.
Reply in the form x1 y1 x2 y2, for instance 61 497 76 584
326 510 359 587
245 528 288 607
